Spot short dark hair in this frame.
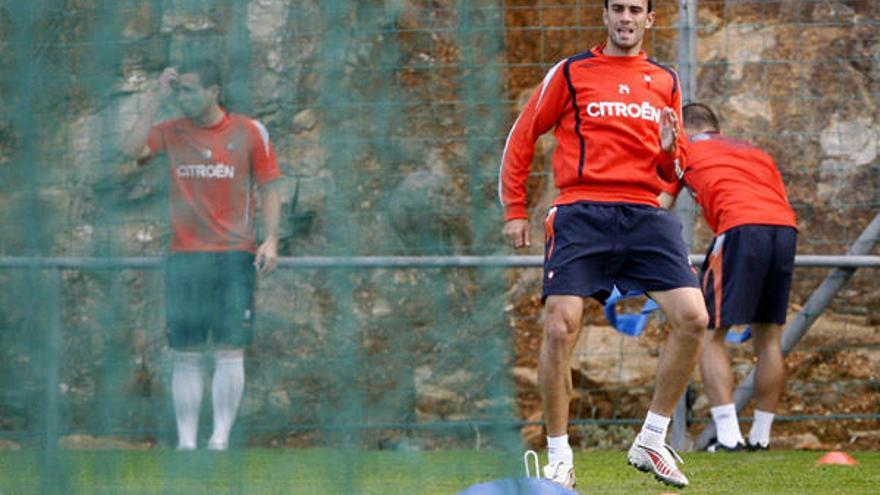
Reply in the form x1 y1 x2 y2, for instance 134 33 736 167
683 102 720 132
605 0 655 12
178 59 223 92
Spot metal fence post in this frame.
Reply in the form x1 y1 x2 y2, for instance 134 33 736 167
694 212 880 450
41 269 65 495
670 0 699 452
674 0 698 251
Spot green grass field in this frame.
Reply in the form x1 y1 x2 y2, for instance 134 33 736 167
0 448 877 494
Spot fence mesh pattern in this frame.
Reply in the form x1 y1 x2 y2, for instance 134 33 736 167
0 1 877 493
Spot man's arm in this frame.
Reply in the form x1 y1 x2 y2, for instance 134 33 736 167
658 107 685 182
657 73 687 182
120 68 177 160
499 60 569 248
249 118 282 275
254 181 280 274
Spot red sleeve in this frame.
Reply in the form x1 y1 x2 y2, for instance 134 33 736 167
144 122 169 159
499 60 570 221
136 122 170 166
655 71 687 183
248 119 282 185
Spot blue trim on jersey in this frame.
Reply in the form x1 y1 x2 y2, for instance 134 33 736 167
563 51 595 179
647 58 678 97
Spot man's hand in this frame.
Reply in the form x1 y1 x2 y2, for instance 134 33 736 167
156 67 179 98
121 67 179 159
254 235 278 275
658 191 676 209
660 107 679 153
503 218 531 249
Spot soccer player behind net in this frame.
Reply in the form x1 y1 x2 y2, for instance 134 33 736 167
660 103 798 452
121 60 281 450
499 0 707 489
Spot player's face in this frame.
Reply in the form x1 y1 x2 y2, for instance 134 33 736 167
603 0 655 54
174 73 218 119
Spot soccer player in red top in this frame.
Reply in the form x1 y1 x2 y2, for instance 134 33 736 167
660 103 797 453
121 60 281 451
499 0 707 488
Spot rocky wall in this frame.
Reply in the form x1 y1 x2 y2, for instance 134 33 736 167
0 0 518 449
503 0 879 449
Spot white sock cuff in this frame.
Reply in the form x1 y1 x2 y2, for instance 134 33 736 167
547 434 570 450
710 403 737 421
638 410 670 445
215 349 244 365
645 411 670 432
174 351 204 370
753 409 774 421
749 409 774 446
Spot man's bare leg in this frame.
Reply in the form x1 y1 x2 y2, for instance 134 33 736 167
539 295 585 436
700 325 745 448
626 287 706 487
749 323 784 448
538 295 585 485
647 287 708 417
700 326 734 405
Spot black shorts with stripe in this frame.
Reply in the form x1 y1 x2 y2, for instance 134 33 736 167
164 251 256 349
701 225 797 329
542 201 699 303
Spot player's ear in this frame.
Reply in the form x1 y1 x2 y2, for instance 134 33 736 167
645 10 655 29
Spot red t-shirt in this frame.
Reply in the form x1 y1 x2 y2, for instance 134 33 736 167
663 132 797 234
146 111 281 252
498 44 687 221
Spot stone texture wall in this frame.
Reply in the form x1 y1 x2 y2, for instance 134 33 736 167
503 0 879 450
0 0 515 449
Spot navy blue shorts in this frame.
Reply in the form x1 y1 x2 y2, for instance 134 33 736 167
164 251 256 349
701 225 797 329
542 202 699 303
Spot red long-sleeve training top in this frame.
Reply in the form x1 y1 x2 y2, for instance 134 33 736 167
499 44 687 221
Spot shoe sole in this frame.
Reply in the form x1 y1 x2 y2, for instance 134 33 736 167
543 464 576 489
545 478 576 489
627 459 687 488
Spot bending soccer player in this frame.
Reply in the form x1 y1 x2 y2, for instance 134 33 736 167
122 60 281 450
660 103 798 452
499 0 707 488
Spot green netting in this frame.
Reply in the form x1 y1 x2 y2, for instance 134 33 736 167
0 1 520 493
0 1 878 494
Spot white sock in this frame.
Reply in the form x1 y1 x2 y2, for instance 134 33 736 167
711 403 744 446
749 409 774 447
547 434 572 465
638 411 670 445
172 352 204 449
209 350 245 448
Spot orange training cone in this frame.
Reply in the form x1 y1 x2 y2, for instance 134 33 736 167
816 451 858 465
